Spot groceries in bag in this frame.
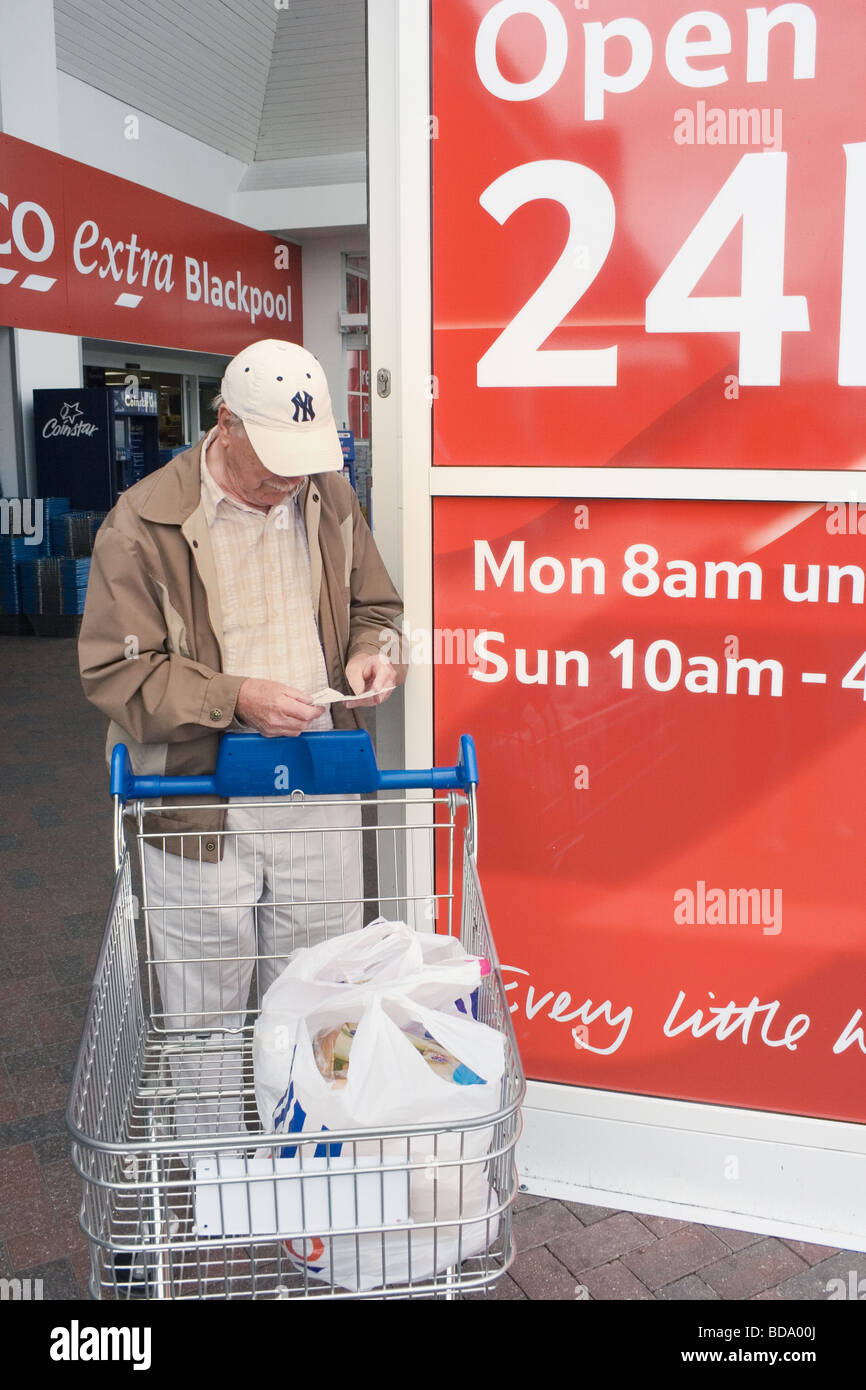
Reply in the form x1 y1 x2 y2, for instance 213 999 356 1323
312 1019 486 1088
249 919 506 1291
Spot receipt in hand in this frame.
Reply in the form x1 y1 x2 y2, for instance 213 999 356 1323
309 686 396 706
309 686 350 705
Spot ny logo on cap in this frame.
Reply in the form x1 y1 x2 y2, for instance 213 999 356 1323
291 391 315 423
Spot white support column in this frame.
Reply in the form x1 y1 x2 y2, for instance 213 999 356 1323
299 235 359 431
0 330 23 496
0 0 81 496
367 0 433 776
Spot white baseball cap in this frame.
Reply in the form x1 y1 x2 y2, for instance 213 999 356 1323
220 339 344 476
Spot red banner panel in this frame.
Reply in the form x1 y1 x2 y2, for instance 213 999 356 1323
432 0 866 468
434 496 866 1121
0 134 302 354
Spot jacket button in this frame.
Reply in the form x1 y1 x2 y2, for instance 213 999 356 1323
209 708 223 721
205 839 216 853
312 493 319 502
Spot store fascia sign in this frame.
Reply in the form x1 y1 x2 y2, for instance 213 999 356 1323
0 134 302 354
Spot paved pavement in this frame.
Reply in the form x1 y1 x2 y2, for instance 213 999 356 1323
1 635 863 1301
494 1194 865 1301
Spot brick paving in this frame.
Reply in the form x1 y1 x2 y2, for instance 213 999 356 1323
1 634 864 1301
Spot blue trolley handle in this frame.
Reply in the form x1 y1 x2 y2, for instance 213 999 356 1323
110 729 479 805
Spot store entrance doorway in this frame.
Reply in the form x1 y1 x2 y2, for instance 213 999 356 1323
82 340 229 465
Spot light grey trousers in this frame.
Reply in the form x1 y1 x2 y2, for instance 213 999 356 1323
140 796 362 1149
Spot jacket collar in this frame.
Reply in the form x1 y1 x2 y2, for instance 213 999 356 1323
137 439 207 525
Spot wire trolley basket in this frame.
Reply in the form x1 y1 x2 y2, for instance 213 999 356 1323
67 730 525 1300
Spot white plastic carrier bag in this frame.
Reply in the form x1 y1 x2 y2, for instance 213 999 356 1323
249 919 506 1292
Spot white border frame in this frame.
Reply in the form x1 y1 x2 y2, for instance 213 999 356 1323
367 0 866 1249
430 467 866 502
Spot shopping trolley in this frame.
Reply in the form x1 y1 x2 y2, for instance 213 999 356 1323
67 730 525 1300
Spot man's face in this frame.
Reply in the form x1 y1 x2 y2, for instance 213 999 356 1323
216 405 305 510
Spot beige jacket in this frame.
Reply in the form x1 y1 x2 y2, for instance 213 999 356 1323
78 437 404 860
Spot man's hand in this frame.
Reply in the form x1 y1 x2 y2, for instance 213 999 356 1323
344 652 399 708
235 678 325 736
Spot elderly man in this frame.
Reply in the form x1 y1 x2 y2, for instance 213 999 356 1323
79 338 404 1145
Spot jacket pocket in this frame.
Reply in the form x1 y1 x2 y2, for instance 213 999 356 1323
155 581 192 658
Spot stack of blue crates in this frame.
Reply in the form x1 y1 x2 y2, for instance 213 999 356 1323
19 557 92 617
0 497 104 633
0 534 42 614
0 553 19 614
50 509 107 560
44 496 74 539
0 496 60 616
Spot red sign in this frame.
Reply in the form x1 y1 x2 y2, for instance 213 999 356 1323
434 496 866 1122
432 0 866 468
0 134 302 354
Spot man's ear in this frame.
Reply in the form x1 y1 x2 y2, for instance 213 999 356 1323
216 404 235 444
